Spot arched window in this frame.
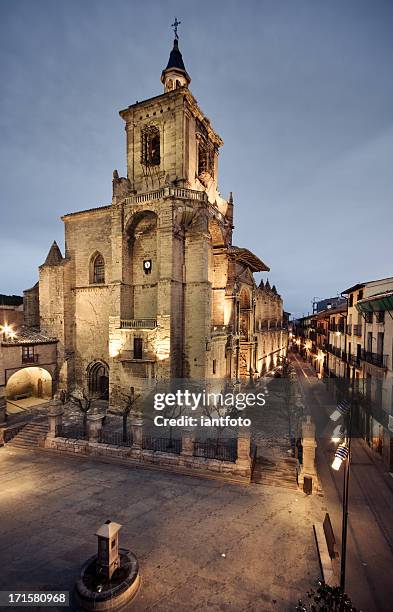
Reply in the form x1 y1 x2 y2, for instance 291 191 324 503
91 253 105 284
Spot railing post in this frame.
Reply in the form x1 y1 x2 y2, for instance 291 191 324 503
236 430 251 469
47 399 64 438
131 416 144 451
87 413 104 442
181 428 195 457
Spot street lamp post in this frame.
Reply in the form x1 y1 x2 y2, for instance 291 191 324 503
331 376 355 593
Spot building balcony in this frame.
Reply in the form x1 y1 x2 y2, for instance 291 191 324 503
353 324 362 336
120 319 157 329
376 311 385 324
124 187 207 206
360 350 388 369
329 323 345 333
348 354 361 368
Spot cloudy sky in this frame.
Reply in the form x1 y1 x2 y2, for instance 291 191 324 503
1 0 392 316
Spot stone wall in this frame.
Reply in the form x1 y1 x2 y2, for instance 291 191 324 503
44 436 252 483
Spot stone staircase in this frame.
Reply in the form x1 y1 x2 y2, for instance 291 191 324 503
6 420 48 450
252 455 298 490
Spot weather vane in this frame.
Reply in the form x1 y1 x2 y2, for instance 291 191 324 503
171 17 181 40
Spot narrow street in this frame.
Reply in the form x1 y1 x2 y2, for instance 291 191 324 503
291 352 393 612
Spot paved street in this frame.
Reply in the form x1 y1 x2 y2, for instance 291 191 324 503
291 352 393 612
0 446 323 611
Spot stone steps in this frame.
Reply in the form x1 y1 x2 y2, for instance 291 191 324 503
252 456 298 489
7 422 48 450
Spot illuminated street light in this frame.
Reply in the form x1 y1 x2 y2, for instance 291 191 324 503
330 399 350 421
331 443 349 470
0 323 17 341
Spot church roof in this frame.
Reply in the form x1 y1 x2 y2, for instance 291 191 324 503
230 247 270 272
43 241 63 266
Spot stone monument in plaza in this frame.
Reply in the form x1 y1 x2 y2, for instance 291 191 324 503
74 520 140 611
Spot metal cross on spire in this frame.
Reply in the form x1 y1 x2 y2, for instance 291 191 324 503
171 17 181 40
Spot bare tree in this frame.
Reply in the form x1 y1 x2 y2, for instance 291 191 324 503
108 387 141 443
69 387 92 434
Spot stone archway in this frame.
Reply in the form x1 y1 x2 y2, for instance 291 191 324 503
6 367 52 413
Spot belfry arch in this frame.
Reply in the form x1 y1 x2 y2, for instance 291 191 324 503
124 210 159 319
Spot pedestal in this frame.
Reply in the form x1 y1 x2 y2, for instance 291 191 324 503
131 417 143 451
87 413 104 442
181 429 195 457
47 400 64 438
236 430 251 468
298 415 319 493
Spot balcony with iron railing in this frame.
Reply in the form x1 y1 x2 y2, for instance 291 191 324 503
120 319 157 329
348 354 361 368
360 350 388 369
329 323 345 333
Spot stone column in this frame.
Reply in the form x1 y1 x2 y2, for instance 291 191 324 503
47 400 64 438
131 416 144 451
181 428 195 457
87 413 104 442
298 415 318 493
236 430 251 470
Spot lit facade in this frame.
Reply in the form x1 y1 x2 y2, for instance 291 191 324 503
22 37 287 406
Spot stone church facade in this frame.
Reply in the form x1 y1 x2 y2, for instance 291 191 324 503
24 38 287 406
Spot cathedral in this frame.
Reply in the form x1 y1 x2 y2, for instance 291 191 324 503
24 34 287 406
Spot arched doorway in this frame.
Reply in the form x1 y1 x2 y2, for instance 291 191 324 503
87 361 109 399
6 367 52 413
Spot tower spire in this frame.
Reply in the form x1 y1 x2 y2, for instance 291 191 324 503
161 19 190 92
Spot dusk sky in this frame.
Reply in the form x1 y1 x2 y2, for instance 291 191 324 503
1 0 393 316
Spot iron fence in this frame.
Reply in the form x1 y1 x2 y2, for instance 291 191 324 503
194 439 237 463
142 435 182 454
58 424 87 439
99 430 133 447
